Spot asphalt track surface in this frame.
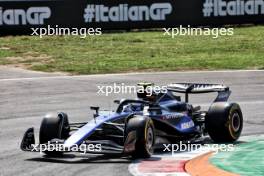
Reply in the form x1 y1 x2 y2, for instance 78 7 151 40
0 67 264 176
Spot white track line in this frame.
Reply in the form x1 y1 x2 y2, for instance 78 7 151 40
128 146 214 176
196 100 264 107
0 70 263 82
128 135 264 176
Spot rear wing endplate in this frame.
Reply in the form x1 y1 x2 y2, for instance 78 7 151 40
167 83 231 103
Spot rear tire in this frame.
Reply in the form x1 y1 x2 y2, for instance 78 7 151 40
39 112 70 156
205 102 243 143
125 116 155 158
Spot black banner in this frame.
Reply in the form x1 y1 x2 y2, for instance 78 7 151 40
1 0 264 34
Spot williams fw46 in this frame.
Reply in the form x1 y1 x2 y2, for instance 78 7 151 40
21 83 243 158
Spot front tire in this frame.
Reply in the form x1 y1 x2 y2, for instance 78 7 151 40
125 116 155 158
205 102 243 143
39 112 70 156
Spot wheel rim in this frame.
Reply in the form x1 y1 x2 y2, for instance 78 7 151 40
231 112 241 132
146 126 154 151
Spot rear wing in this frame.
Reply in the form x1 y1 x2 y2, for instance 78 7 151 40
167 83 231 103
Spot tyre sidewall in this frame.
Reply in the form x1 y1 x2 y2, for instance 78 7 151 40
125 116 155 158
206 102 243 142
39 112 69 156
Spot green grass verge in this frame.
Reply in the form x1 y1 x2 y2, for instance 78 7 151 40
211 137 264 175
0 26 264 74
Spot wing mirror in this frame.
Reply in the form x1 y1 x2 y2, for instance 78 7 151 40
90 106 99 118
114 100 120 104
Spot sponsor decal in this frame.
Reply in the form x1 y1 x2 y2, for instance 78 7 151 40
181 121 195 129
162 114 182 120
0 7 51 25
84 3 172 23
203 0 264 17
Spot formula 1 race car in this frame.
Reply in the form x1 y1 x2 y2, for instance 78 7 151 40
21 83 243 158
